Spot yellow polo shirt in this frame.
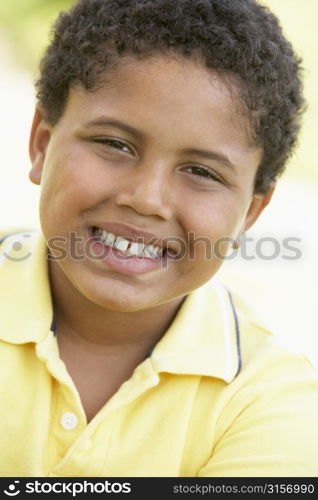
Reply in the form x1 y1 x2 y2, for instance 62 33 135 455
0 229 318 477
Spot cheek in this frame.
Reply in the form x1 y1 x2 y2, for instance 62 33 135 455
178 194 246 267
181 194 241 240
40 147 117 217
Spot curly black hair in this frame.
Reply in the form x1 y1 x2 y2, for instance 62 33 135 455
36 0 305 193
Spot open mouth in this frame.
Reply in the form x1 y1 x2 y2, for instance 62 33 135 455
90 226 171 260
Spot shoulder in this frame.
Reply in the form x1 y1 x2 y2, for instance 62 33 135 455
198 282 318 476
219 284 318 438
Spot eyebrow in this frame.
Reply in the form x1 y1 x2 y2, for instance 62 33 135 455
82 118 143 140
82 117 236 171
182 147 236 172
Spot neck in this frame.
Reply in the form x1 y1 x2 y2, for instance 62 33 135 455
49 261 185 355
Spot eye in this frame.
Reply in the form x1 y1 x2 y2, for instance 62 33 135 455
92 137 134 155
181 165 224 183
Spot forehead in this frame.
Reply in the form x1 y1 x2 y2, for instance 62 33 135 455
65 55 255 152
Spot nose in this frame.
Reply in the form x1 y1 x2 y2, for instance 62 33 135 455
115 163 173 220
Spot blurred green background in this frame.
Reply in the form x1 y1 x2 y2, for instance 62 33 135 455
0 0 317 364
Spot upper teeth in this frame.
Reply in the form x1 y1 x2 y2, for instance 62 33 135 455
93 228 164 259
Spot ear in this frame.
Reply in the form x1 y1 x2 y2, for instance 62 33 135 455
29 108 52 185
242 182 276 233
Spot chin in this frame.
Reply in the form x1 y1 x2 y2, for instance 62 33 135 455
83 286 154 313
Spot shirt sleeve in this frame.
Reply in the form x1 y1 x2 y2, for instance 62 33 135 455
197 356 318 477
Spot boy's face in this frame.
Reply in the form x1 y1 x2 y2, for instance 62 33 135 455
30 55 273 312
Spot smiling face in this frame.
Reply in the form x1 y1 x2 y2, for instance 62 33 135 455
29 55 273 312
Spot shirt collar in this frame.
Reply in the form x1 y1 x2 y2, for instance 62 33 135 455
0 230 241 382
151 279 241 383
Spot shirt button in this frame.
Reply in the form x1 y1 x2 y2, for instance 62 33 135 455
60 412 78 430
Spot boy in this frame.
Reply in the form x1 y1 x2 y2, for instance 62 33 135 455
1 0 318 477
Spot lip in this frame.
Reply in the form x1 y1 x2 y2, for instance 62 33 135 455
85 223 178 276
88 221 178 254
